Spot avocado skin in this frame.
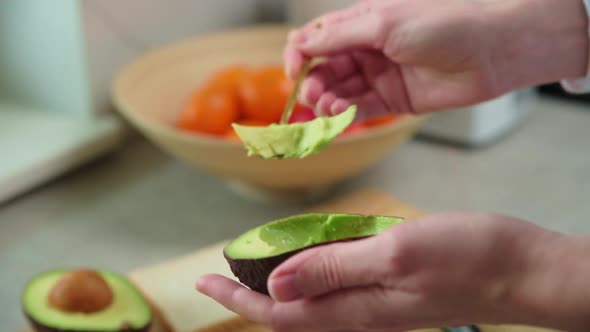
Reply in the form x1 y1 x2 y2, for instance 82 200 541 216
224 250 296 295
224 237 369 295
24 312 152 332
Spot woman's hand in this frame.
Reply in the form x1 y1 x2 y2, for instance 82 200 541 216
197 212 590 332
284 0 588 120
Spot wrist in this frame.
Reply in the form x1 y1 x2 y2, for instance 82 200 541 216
483 0 589 91
507 232 590 331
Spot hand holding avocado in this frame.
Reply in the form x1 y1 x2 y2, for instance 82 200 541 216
223 213 404 294
196 0 590 330
198 212 590 332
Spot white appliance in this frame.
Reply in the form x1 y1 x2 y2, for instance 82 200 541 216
286 0 534 147
0 0 275 204
416 90 534 146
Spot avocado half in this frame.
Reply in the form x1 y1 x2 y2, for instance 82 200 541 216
223 213 404 294
22 269 152 332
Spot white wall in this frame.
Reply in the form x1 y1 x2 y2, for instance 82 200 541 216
0 0 289 116
0 0 92 116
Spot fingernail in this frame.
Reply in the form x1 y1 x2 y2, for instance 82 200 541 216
331 99 349 115
314 104 328 117
268 274 302 302
303 80 322 105
195 277 207 293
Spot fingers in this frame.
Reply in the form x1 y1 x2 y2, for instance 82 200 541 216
298 55 360 106
311 75 390 119
295 49 412 118
328 98 354 116
310 55 360 87
269 287 386 332
284 1 385 79
268 237 392 302
196 274 273 322
294 13 385 58
351 51 413 114
283 46 304 80
298 54 381 117
314 75 368 117
289 1 370 45
197 274 398 332
345 92 391 120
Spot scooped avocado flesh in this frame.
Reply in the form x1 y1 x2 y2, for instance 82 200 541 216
232 105 357 159
225 213 405 260
22 270 151 331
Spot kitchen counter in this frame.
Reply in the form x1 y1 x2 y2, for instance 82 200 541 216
1 96 589 330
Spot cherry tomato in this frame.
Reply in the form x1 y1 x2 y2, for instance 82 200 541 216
364 114 400 127
288 103 317 124
207 65 249 96
237 118 275 127
177 86 240 135
224 118 275 142
224 128 241 141
338 122 367 138
238 65 293 123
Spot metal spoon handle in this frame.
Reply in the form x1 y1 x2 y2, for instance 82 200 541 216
280 58 312 124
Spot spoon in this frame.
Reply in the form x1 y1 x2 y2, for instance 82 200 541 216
280 58 313 124
232 59 357 160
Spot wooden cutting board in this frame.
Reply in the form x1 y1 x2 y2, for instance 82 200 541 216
20 188 560 332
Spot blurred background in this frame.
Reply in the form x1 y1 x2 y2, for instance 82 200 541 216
1 0 589 331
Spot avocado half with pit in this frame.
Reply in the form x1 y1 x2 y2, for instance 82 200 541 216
22 269 152 332
224 213 405 294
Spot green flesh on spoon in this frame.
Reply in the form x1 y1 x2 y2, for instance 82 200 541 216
232 105 356 159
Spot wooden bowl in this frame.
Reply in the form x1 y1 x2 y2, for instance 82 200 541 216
112 24 427 202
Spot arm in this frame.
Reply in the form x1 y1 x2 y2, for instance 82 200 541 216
283 0 590 117
197 212 590 332
485 0 589 93
509 233 590 331
561 0 590 94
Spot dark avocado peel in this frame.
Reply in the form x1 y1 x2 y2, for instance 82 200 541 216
22 269 152 332
223 213 405 294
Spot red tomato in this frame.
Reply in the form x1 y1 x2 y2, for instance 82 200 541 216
224 129 241 141
238 65 294 123
288 103 317 124
364 114 399 127
177 86 240 135
338 122 367 138
207 65 250 93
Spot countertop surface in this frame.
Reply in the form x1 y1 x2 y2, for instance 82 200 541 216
1 96 589 330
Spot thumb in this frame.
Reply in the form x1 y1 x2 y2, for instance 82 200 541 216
292 12 386 57
267 234 392 302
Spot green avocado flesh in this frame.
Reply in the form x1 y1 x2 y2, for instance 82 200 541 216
22 270 151 331
225 213 404 260
232 105 356 159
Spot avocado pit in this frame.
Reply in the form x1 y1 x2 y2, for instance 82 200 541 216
22 269 152 332
48 269 113 314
